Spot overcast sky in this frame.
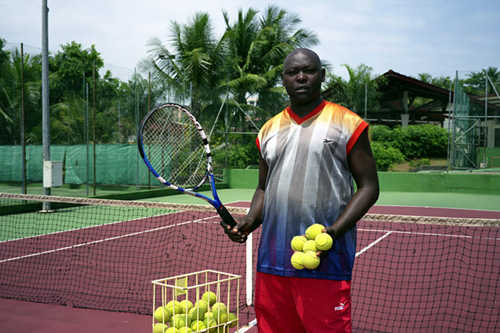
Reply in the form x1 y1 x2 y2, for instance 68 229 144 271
1 0 499 81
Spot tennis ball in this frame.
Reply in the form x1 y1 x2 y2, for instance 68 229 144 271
315 232 333 251
165 327 178 333
170 314 189 329
291 251 305 270
153 323 168 333
179 299 193 313
211 302 227 313
203 317 217 333
305 223 325 240
202 291 217 306
302 251 320 270
190 320 207 331
188 306 206 322
177 327 193 333
291 235 307 251
194 299 209 312
166 300 182 315
154 306 172 323
302 239 317 253
227 312 238 328
213 309 228 324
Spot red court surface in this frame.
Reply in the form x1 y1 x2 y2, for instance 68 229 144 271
1 203 499 332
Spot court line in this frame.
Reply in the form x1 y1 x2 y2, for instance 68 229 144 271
358 227 500 241
237 318 257 332
356 231 393 257
0 215 219 264
0 211 177 244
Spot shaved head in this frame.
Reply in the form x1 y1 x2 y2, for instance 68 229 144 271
283 48 322 71
281 48 325 115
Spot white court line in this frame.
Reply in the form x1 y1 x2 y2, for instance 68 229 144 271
0 215 218 264
0 211 176 244
358 227 500 241
237 318 257 332
356 231 393 257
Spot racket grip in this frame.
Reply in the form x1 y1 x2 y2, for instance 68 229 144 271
217 205 237 228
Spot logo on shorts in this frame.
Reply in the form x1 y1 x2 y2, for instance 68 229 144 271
334 302 345 311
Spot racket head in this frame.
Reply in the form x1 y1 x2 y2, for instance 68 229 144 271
138 103 210 190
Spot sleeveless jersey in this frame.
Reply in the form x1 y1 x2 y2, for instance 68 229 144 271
256 100 368 280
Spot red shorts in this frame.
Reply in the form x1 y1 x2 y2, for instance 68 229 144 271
255 272 352 333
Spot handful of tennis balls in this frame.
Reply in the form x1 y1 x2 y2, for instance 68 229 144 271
153 291 238 333
290 223 333 270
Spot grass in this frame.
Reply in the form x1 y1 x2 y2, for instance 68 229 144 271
390 158 448 172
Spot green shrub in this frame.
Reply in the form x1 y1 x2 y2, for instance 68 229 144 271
370 141 405 171
408 158 430 168
212 139 259 170
370 124 448 161
369 125 398 143
392 125 448 159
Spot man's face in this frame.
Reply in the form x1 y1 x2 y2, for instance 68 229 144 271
281 50 325 106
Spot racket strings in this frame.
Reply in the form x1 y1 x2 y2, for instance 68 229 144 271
142 106 208 189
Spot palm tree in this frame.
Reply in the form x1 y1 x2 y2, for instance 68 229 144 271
223 5 319 128
464 67 500 95
341 64 380 114
0 47 41 145
141 12 227 123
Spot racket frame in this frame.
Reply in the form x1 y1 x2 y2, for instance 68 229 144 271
138 102 236 227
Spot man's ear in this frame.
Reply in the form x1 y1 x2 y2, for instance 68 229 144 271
321 68 326 82
281 72 284 85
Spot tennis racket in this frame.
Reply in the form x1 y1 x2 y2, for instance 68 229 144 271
138 102 237 228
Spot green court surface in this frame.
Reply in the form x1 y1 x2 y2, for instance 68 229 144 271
143 188 500 212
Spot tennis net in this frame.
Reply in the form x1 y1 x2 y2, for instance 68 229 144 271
1 192 499 332
0 192 250 315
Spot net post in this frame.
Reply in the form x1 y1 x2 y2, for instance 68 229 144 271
245 219 253 307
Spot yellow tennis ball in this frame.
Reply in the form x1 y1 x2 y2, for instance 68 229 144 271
305 223 325 240
203 317 217 333
165 327 179 333
213 309 228 324
211 302 227 313
302 251 320 270
170 314 189 329
166 300 182 315
177 327 193 333
153 323 168 333
154 306 172 323
194 299 209 313
315 232 333 251
165 327 178 333
191 320 206 331
227 312 238 328
291 235 307 251
302 239 317 253
291 251 305 270
188 306 206 322
179 299 193 313
202 291 217 306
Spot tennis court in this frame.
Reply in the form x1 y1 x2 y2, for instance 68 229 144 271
1 191 499 332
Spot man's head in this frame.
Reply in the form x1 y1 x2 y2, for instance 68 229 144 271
281 48 325 111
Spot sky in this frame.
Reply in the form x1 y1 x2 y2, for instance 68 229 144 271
1 0 499 82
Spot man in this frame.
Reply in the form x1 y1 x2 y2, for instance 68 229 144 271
222 48 379 332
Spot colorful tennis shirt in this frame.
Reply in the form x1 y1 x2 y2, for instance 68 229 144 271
256 100 368 280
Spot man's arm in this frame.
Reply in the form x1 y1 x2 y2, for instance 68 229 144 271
222 151 268 243
327 128 379 240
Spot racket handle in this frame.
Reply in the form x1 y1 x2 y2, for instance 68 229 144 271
217 205 237 228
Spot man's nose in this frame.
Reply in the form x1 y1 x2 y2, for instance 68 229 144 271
297 71 307 82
